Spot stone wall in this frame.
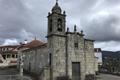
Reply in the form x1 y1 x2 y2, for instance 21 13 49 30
48 35 66 80
23 46 49 75
67 33 86 80
40 66 50 80
84 40 95 75
94 57 99 73
94 52 102 66
22 35 96 80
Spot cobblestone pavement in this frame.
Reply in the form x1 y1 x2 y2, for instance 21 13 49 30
97 73 120 80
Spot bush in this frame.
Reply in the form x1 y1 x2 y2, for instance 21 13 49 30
85 74 96 80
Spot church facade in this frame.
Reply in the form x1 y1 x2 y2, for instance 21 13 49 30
22 1 96 80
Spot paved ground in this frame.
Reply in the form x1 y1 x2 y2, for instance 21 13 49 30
97 73 120 80
0 67 31 80
1 68 120 80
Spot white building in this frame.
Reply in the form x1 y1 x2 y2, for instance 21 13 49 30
94 48 102 66
94 48 102 73
0 45 18 67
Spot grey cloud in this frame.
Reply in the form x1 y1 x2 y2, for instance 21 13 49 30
0 0 37 44
0 0 120 51
77 0 120 42
94 41 120 51
84 14 120 41
0 0 54 45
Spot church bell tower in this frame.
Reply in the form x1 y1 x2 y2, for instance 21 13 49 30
47 0 66 36
47 0 67 80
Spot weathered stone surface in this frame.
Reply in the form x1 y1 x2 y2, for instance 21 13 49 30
22 1 96 80
84 40 95 75
23 47 49 74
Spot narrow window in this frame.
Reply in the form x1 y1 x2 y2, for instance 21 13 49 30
7 54 10 58
57 19 62 32
16 55 18 58
74 43 78 48
12 54 15 58
49 20 52 32
49 53 51 66
2 55 6 59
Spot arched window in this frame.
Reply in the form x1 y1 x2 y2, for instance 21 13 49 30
57 19 62 32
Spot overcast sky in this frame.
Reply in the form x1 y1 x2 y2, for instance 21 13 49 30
0 0 120 51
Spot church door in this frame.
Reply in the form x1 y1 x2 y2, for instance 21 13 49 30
72 62 81 80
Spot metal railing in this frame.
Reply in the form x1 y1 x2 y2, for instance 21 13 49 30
0 75 32 80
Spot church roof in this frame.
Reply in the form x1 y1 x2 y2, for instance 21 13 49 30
52 1 62 13
23 43 47 52
24 39 44 48
84 39 95 42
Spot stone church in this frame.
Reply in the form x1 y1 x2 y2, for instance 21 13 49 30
22 1 95 80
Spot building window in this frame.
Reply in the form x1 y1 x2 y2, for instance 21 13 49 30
57 19 62 32
2 55 6 59
16 55 18 58
49 53 51 66
12 54 15 58
5 48 7 51
1 48 2 51
74 43 78 48
49 20 52 32
2 48 5 51
7 54 10 58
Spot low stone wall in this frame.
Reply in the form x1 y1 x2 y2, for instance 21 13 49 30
0 75 32 80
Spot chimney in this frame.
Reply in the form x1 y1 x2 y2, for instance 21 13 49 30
24 39 28 44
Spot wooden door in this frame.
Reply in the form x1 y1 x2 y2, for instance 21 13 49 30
72 62 81 80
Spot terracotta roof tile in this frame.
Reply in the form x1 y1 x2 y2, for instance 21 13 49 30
24 39 44 48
